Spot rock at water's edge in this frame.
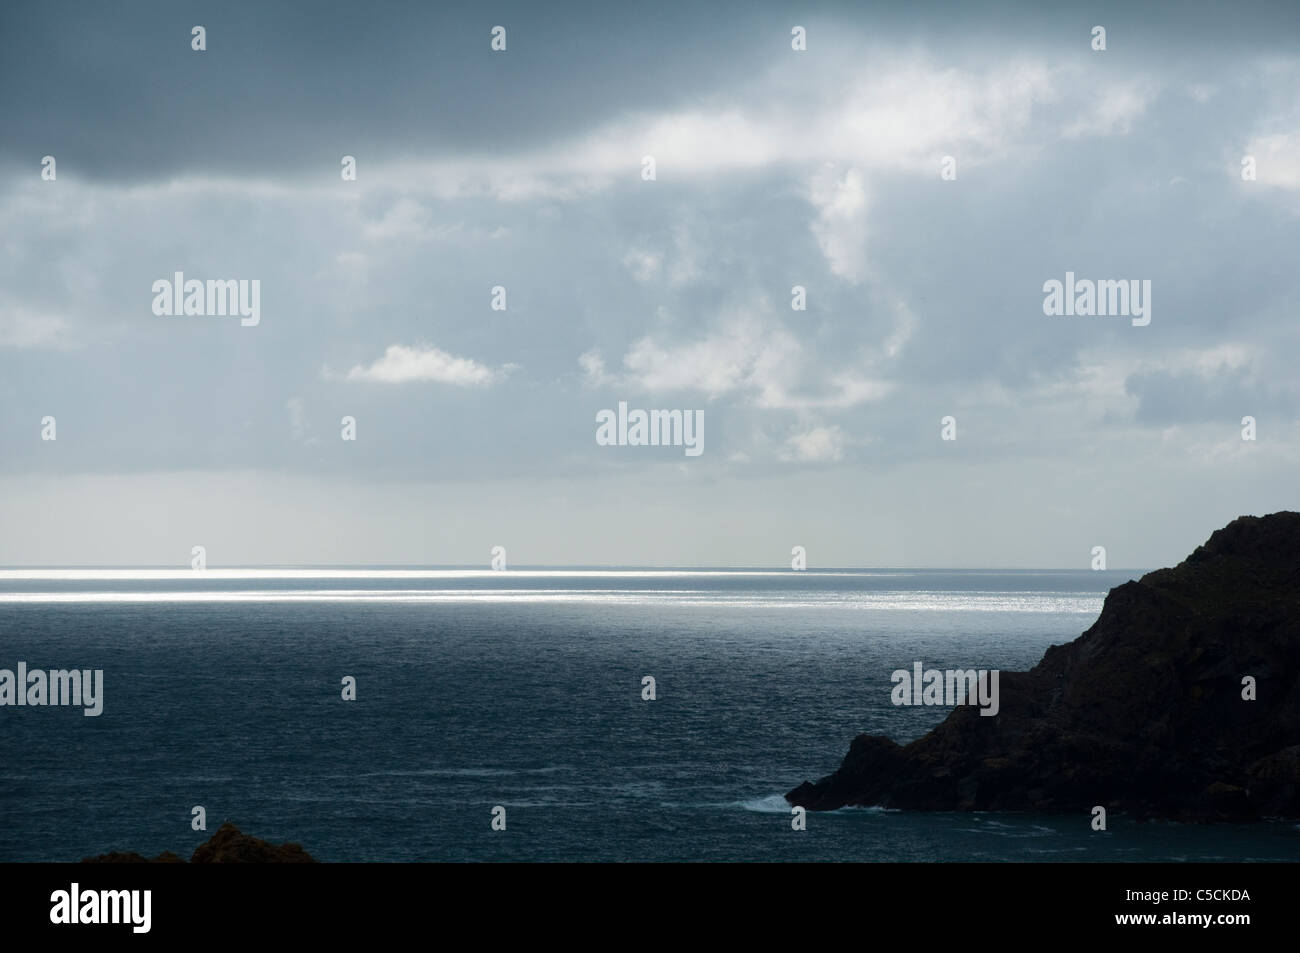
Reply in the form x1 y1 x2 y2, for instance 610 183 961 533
81 823 317 863
786 512 1300 821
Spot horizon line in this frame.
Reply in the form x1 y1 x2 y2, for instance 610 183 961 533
0 566 1150 577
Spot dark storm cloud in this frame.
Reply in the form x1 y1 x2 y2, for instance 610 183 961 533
2 0 1299 566
4 0 1300 182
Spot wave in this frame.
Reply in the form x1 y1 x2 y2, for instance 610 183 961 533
739 794 898 814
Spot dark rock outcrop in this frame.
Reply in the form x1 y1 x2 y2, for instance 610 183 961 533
81 850 185 863
787 512 1300 821
81 823 317 863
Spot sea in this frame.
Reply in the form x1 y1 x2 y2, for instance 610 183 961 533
1 568 1297 863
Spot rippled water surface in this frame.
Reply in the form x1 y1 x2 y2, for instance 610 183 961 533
2 569 1296 861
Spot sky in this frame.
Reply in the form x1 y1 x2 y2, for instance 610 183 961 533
1 0 1298 568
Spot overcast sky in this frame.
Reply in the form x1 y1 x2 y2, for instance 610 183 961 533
1 0 1298 568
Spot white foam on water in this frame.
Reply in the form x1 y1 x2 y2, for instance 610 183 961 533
740 795 795 813
739 794 897 814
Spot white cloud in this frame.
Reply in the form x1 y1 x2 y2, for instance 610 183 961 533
584 312 896 410
578 348 614 386
1061 81 1157 139
362 55 1155 203
620 323 774 397
337 344 513 385
1243 133 1300 190
622 247 662 283
782 425 846 462
1026 343 1261 424
0 302 72 349
360 198 475 243
809 165 869 283
758 374 893 411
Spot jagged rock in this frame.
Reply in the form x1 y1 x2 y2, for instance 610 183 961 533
189 823 316 863
80 823 316 863
787 512 1300 821
81 850 184 863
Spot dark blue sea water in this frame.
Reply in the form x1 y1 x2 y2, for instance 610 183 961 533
2 569 1297 862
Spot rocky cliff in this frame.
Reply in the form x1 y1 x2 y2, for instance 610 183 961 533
787 512 1300 821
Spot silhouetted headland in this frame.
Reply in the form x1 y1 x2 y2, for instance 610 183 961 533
787 512 1300 821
